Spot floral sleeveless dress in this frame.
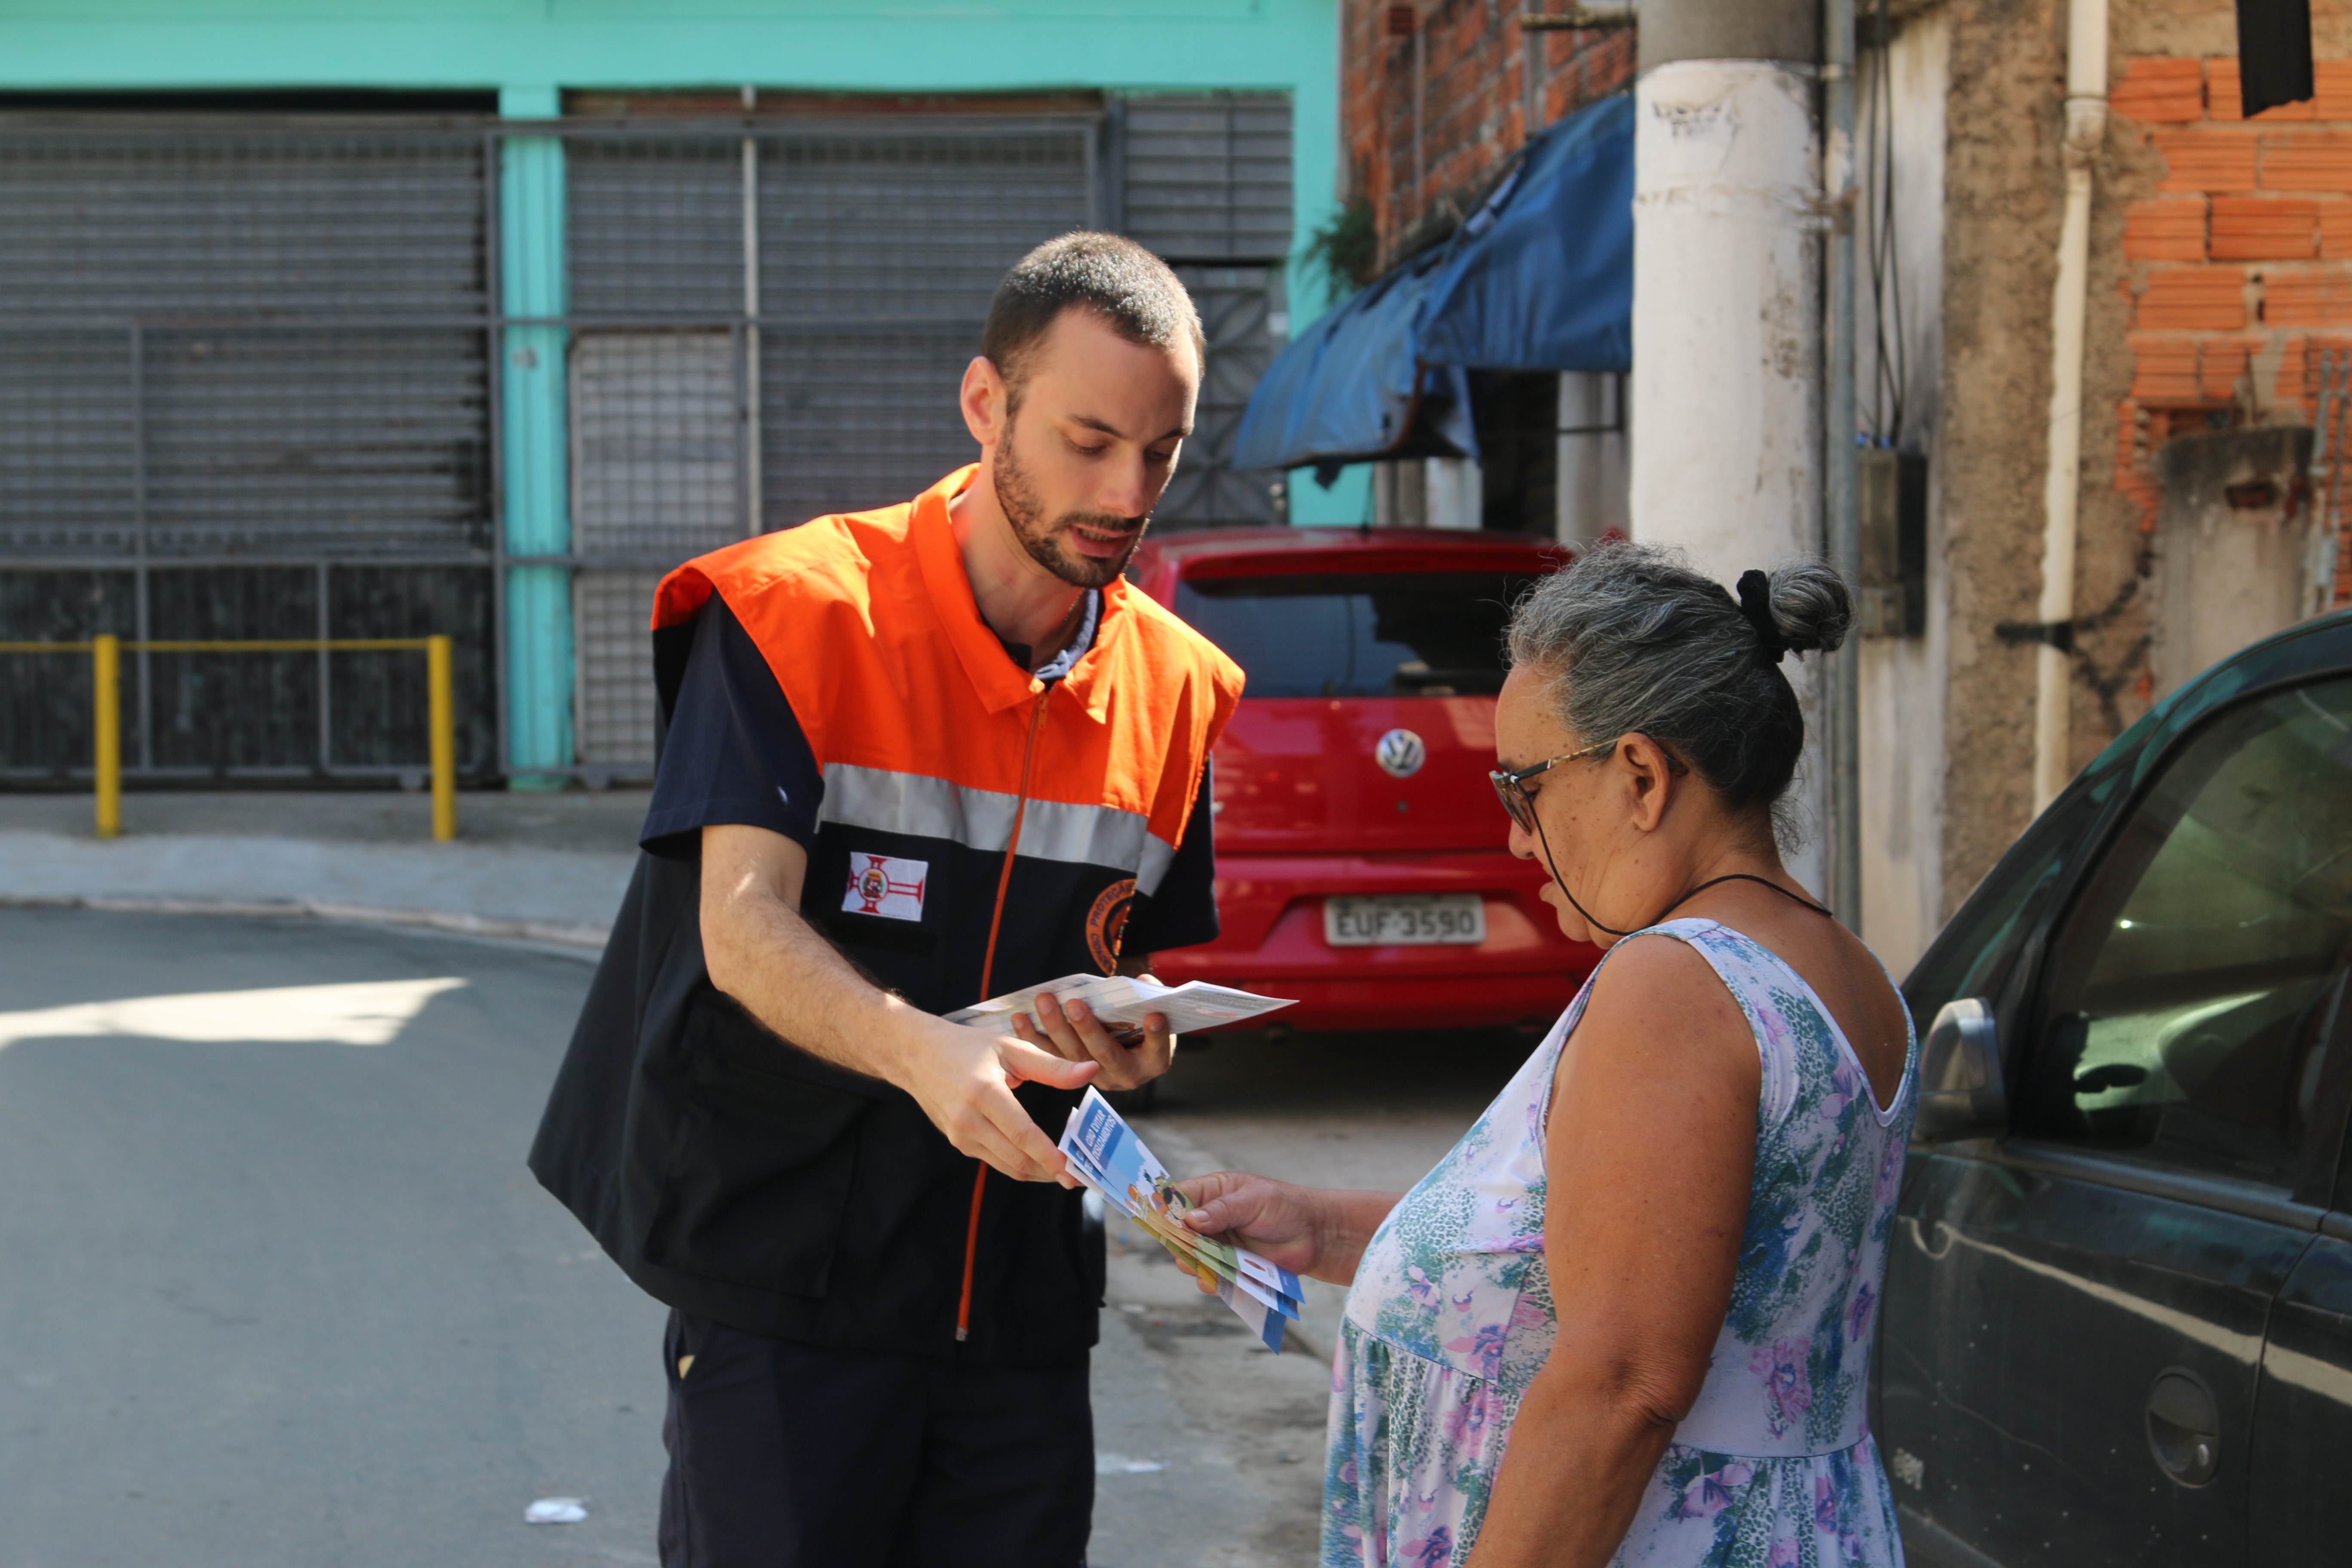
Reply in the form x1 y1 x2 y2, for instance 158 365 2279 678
1320 918 1917 1568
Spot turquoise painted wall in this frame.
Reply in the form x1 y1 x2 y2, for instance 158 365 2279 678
0 1 1348 337
2 0 1366 770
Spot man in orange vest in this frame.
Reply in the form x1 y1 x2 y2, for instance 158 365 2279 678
531 233 1243 1567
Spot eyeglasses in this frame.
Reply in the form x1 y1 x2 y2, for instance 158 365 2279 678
1488 735 1690 833
1488 737 1616 834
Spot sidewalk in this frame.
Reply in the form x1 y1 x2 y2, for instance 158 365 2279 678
0 788 645 948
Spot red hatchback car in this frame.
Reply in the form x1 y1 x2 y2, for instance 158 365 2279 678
1128 527 1603 1032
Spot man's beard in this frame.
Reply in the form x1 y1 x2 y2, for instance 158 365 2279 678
995 423 1149 590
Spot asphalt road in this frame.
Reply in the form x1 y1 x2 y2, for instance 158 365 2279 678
0 908 669 1568
0 908 1534 1567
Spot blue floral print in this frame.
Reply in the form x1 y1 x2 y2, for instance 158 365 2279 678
1320 919 1917 1567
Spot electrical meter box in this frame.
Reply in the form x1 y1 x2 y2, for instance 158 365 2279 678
1858 448 1928 637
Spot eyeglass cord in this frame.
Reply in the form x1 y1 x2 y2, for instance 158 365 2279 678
1528 808 1835 939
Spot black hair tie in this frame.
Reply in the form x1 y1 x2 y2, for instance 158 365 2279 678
1736 570 1787 665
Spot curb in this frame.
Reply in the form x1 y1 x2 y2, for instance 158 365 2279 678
0 893 610 955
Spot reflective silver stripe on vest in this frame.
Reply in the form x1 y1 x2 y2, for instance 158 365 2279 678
818 763 1180 896
1135 833 1176 900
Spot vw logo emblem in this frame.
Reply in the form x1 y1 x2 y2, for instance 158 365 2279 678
1375 728 1426 778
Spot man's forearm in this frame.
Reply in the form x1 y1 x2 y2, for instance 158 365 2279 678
703 874 926 1084
696 822 1091 1184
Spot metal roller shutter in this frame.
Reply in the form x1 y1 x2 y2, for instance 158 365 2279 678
0 128 489 560
1119 95 1293 528
568 138 743 319
573 568 669 776
756 118 1095 527
567 326 741 772
1162 262 1288 528
1119 94 1294 265
567 138 752 773
563 113 1096 769
0 328 136 558
0 122 496 778
558 100 1296 766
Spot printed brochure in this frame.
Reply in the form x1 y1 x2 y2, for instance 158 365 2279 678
1058 1087 1304 1352
945 974 1295 1035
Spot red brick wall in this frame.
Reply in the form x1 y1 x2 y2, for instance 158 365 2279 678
1340 1 1634 269
2114 54 2352 608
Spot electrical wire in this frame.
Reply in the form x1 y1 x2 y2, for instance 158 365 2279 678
1865 0 1909 448
1527 796 1834 938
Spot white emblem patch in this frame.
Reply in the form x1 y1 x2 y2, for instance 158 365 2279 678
843 853 928 922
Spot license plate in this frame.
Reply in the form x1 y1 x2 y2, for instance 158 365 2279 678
1323 894 1486 947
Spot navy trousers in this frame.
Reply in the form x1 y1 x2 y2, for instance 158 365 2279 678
657 1310 1094 1568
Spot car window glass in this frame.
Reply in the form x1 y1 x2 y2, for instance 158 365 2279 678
2022 677 2352 1186
1902 774 2110 1031
1173 571 1538 698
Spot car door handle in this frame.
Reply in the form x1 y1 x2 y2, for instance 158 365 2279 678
2146 1367 2221 1487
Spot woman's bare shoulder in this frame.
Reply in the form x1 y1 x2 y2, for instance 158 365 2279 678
1563 932 1761 1088
1583 931 1742 1023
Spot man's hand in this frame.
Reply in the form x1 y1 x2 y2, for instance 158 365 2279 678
1006 977 1175 1092
896 1015 1099 1186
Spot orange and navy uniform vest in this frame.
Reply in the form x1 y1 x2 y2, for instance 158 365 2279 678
529 468 1243 1365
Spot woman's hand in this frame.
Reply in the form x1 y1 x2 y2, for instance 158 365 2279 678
1173 1172 1324 1276
1173 1173 1405 1286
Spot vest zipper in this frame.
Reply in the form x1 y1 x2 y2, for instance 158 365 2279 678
958 685 1054 1344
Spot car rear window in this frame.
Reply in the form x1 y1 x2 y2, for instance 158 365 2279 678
1173 570 1538 698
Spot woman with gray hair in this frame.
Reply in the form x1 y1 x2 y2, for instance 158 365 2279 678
1178 544 1917 1567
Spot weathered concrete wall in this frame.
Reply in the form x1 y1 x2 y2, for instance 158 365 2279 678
1932 0 2067 915
1857 8 1952 974
1931 0 2352 919
2151 426 2322 691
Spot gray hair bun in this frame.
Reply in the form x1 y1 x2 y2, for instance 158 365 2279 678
1762 561 1853 655
1506 542 1855 830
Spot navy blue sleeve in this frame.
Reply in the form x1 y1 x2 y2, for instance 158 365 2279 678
639 597 824 861
1122 759 1219 957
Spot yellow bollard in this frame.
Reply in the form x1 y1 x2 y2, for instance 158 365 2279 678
427 634 457 842
92 634 121 840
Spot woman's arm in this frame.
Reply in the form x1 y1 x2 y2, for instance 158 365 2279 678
1464 935 1760 1568
1174 1174 1403 1286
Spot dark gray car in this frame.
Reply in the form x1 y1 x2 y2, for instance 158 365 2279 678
1880 606 2352 1568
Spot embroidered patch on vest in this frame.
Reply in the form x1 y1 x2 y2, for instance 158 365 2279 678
844 854 928 922
1086 877 1136 973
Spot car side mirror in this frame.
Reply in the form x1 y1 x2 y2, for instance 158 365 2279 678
1915 998 2006 1142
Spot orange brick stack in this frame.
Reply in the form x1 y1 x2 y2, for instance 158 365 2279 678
2116 55 2352 606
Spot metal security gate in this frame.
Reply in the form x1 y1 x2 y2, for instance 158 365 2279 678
1120 94 1295 530
0 96 1293 784
565 95 1295 776
0 119 499 781
562 113 1106 774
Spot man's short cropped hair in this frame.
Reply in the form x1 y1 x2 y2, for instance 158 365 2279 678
981 232 1206 407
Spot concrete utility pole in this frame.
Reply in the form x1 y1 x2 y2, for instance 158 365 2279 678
1627 0 1831 893
1822 0 1860 925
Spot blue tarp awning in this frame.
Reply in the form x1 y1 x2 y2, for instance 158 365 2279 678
1232 94 1633 475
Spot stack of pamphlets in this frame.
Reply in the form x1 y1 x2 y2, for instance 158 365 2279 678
944 974 1297 1035
1058 1086 1304 1351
